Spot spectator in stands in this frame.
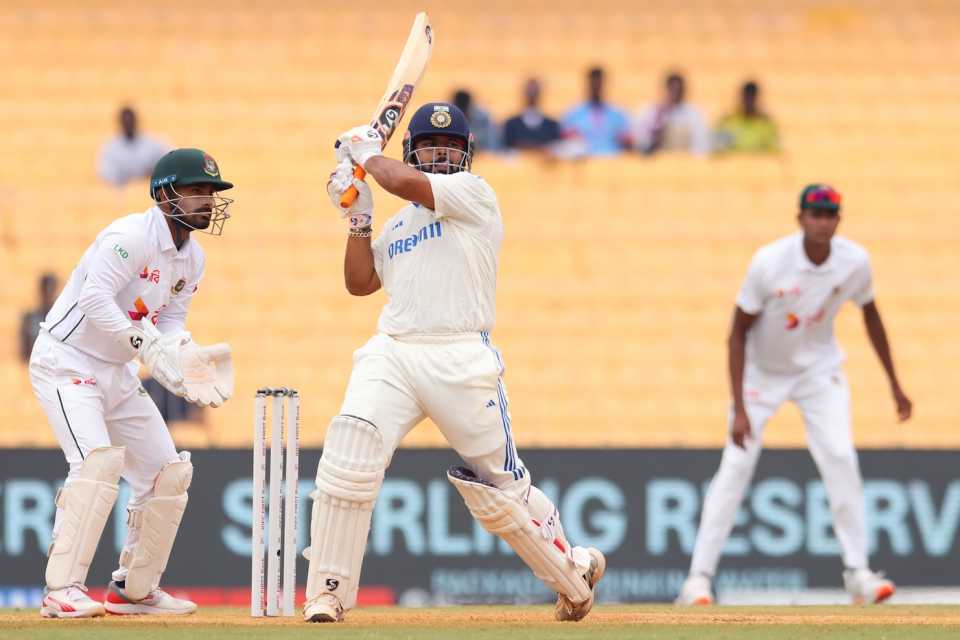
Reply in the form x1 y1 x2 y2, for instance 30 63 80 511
713 80 780 153
561 67 631 156
20 272 59 362
502 78 561 151
97 106 169 187
634 72 710 156
452 89 499 151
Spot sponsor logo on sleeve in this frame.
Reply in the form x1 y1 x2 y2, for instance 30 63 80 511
113 244 129 259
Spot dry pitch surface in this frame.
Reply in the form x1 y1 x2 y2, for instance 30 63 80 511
3 605 960 639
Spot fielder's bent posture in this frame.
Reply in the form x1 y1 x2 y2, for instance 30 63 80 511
677 184 912 606
306 103 605 623
29 149 235 617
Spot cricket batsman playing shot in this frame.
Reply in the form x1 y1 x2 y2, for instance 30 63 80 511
305 104 605 623
677 184 912 606
28 149 235 617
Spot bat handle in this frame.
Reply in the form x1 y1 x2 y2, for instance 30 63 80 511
339 166 367 208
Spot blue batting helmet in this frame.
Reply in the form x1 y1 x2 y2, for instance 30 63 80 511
402 102 475 173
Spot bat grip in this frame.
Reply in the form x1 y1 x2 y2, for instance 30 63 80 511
339 166 367 208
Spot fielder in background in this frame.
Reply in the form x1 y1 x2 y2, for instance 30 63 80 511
310 103 605 623
677 184 912 606
28 149 235 618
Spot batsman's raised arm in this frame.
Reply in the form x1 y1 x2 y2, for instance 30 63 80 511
327 162 381 296
336 125 435 209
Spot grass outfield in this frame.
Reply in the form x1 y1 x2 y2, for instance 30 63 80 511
3 605 960 639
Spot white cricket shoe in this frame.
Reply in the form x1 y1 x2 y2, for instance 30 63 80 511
41 584 106 618
675 574 714 605
303 593 344 623
844 568 895 604
103 580 197 615
555 547 606 622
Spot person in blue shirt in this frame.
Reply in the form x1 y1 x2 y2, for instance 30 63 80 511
560 67 631 156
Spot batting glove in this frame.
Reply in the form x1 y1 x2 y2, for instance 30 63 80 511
327 161 373 229
336 125 383 168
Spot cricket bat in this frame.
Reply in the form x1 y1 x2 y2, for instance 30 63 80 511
338 12 433 208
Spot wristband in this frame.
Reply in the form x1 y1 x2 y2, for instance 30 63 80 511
349 226 373 238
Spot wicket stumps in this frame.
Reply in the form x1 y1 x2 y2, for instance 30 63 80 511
251 387 300 617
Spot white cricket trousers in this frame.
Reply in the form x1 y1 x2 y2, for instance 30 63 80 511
340 332 528 496
690 364 868 576
29 331 180 583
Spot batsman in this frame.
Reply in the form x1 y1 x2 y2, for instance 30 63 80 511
28 149 235 617
306 104 605 623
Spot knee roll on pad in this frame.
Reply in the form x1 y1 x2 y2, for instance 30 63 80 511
46 446 126 589
306 416 386 610
122 452 193 601
447 466 592 603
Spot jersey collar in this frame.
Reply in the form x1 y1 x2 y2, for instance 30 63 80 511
794 232 834 273
149 205 179 255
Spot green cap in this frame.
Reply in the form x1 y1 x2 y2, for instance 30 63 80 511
799 183 842 212
150 148 233 198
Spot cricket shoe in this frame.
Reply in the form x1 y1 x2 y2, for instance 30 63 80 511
675 574 714 605
555 547 606 622
303 593 345 623
41 584 105 618
844 568 895 604
103 580 197 615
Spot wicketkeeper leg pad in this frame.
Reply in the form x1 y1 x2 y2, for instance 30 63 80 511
448 466 593 603
305 415 387 611
46 446 126 589
121 452 193 601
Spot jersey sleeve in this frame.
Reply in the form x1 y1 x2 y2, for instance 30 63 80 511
849 254 875 306
735 251 767 314
157 249 205 334
425 172 498 228
371 232 386 280
77 229 148 334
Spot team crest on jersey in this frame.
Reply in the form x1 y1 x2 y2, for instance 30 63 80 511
430 105 452 128
202 153 219 177
172 278 186 295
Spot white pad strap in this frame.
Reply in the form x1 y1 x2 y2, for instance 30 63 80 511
448 466 592 603
122 452 193 600
305 415 386 610
46 446 125 589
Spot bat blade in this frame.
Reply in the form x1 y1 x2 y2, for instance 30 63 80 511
340 12 433 209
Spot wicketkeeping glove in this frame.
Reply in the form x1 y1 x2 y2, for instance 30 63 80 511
119 318 187 396
177 340 234 408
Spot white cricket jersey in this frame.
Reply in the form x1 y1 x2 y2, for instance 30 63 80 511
372 171 502 335
40 206 204 364
737 232 874 375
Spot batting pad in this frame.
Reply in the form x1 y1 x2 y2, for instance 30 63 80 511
305 415 386 610
46 446 125 589
122 452 193 600
447 466 593 603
